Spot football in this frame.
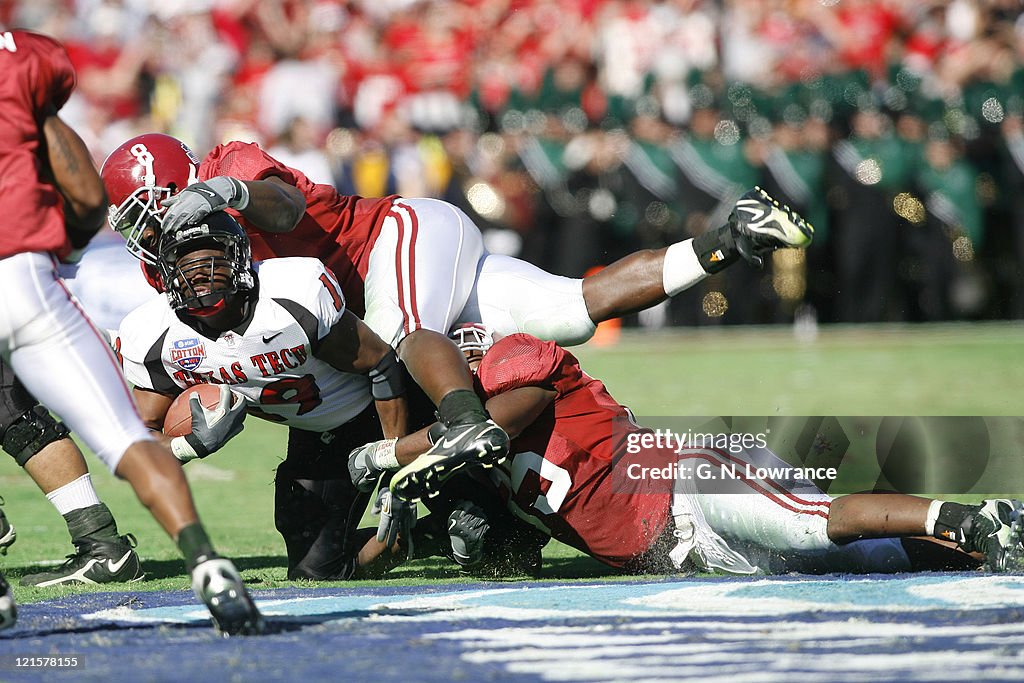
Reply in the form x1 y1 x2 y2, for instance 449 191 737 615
163 384 225 438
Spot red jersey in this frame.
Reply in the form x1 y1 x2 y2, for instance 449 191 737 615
476 334 671 569
199 142 398 316
0 30 76 259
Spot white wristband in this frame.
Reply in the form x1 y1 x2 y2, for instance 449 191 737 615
663 239 709 297
372 438 400 470
170 436 199 463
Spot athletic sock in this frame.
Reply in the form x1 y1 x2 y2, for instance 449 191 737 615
691 223 740 274
437 389 488 427
177 522 217 572
64 503 120 545
46 473 102 515
662 239 709 297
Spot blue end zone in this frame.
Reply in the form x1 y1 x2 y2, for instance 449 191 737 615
3 574 1024 682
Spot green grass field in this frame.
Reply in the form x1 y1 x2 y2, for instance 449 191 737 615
2 322 1022 604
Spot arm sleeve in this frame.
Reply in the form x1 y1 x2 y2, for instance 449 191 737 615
477 334 572 397
200 141 298 184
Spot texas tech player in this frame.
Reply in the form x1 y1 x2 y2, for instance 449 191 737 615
117 211 413 579
0 29 260 634
100 133 815 498
355 326 1024 575
102 134 509 500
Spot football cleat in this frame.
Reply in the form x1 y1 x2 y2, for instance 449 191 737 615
191 557 264 636
0 497 15 555
448 501 490 567
729 186 814 267
958 499 1024 572
0 571 16 631
390 419 509 501
19 534 144 587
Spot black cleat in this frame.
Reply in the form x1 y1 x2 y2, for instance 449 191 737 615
730 186 814 267
20 534 144 587
390 419 509 501
959 499 1024 572
192 558 264 636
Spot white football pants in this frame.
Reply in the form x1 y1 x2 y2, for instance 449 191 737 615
0 252 153 471
363 198 597 347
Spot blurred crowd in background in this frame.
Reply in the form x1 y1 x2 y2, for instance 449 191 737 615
5 0 1024 326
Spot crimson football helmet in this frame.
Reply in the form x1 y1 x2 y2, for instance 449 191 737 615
100 133 200 264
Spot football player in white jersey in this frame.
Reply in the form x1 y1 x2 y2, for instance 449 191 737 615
117 211 422 579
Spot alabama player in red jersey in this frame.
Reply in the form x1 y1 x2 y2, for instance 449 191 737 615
353 325 1024 575
117 211 420 580
99 133 813 499
0 29 261 635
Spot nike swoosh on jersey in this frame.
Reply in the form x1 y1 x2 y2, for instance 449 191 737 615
262 332 282 343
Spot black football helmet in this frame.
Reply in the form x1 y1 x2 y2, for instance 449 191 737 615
158 211 256 316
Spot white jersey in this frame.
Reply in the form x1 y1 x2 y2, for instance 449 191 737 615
117 257 372 432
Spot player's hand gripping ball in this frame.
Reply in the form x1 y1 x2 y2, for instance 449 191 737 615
164 384 247 463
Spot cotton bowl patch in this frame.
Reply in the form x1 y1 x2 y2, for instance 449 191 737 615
169 338 206 371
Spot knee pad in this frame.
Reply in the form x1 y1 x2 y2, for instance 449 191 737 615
1 405 71 466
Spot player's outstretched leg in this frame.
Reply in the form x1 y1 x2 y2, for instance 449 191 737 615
0 497 15 554
116 441 264 635
0 571 16 631
580 186 813 326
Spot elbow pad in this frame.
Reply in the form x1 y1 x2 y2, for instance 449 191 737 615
368 350 406 400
